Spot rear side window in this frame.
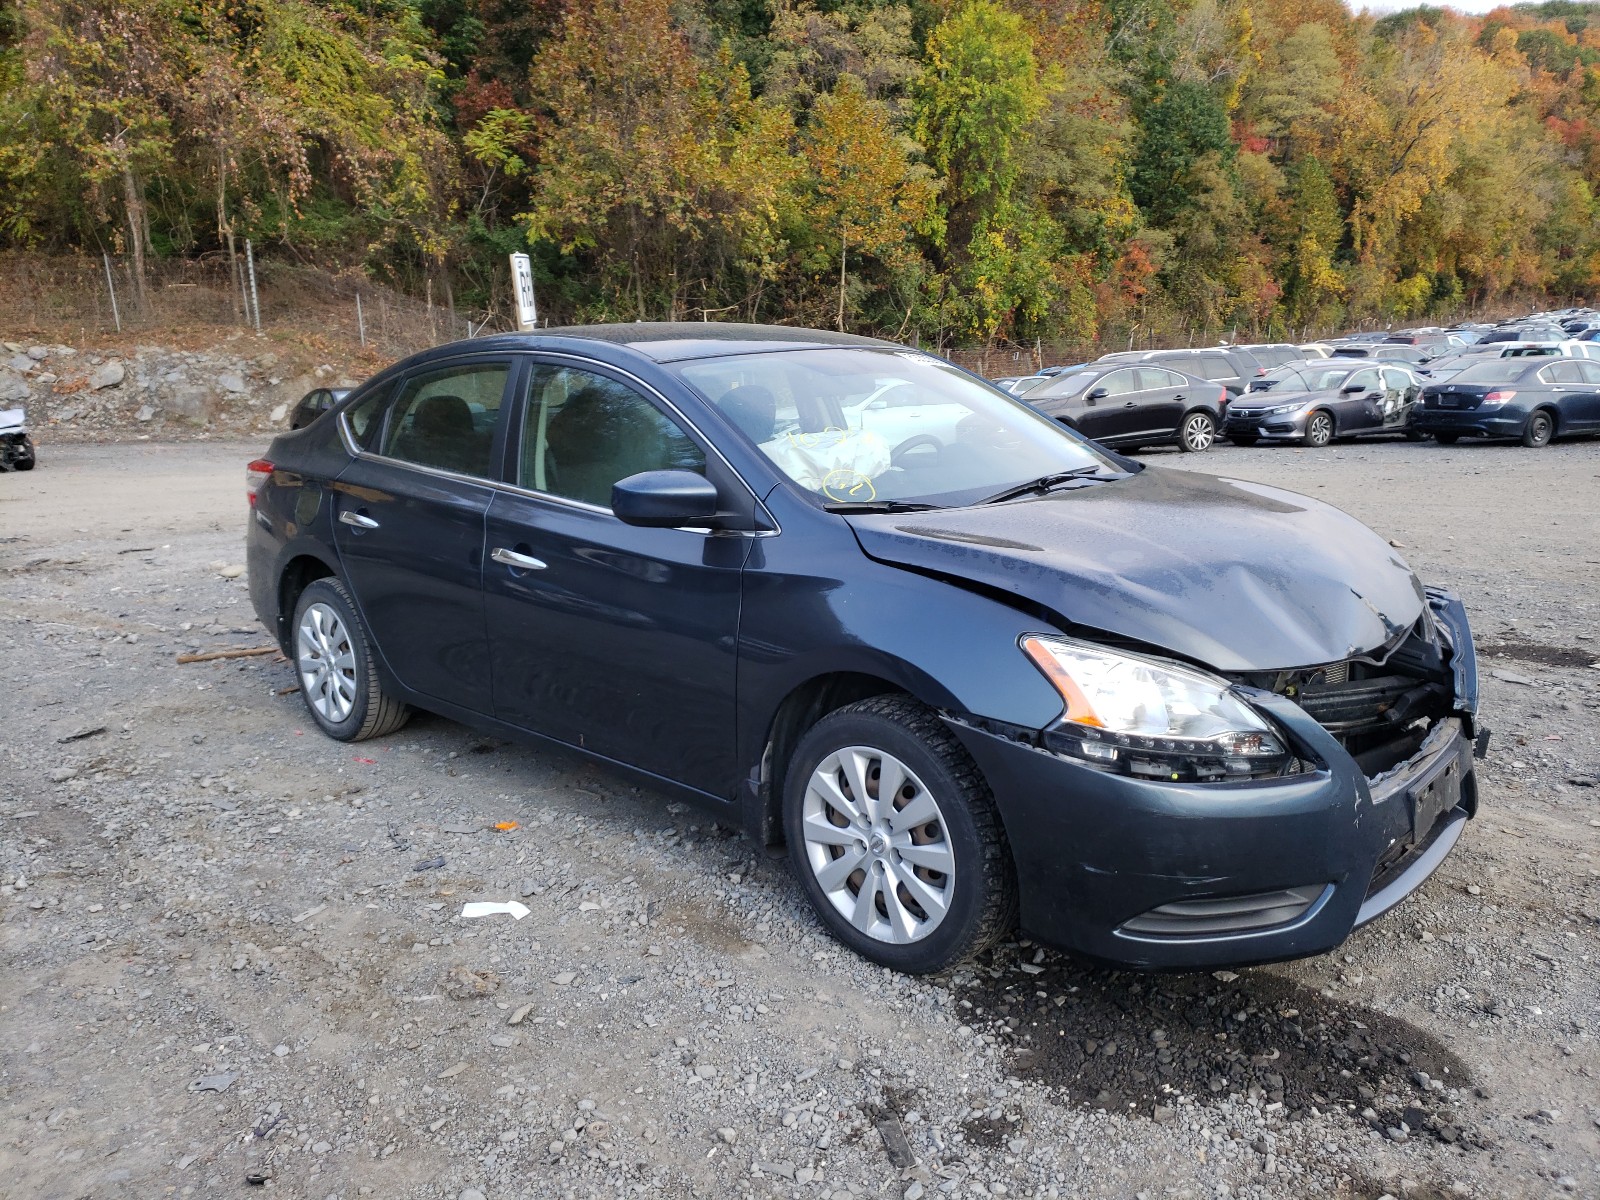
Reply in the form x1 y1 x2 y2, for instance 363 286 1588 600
1193 356 1236 381
1579 361 1600 383
381 360 510 478
1545 361 1584 384
343 384 392 450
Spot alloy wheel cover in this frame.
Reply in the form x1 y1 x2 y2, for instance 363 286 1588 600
801 746 955 944
297 602 358 724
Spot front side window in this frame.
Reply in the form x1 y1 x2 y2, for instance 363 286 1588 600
1098 369 1138 396
518 365 705 509
381 361 509 477
1345 369 1380 392
677 347 1116 508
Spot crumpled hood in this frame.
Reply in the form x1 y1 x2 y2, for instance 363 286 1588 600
846 467 1425 672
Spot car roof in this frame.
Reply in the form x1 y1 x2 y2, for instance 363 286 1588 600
408 323 896 366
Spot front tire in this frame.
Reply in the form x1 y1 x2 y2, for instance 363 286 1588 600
783 696 1017 973
1304 411 1334 448
291 577 410 742
1178 410 1216 453
1521 410 1553 448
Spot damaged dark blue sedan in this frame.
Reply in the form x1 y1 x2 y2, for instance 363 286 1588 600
245 324 1483 974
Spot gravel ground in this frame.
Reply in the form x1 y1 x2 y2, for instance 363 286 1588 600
2 435 1597 1200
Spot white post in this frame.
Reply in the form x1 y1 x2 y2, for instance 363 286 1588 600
356 293 366 347
509 253 537 331
245 238 261 332
102 252 122 333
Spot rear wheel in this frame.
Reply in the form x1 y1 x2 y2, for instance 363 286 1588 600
1178 410 1216 453
1521 409 1554 448
291 577 411 742
783 696 1016 974
1434 432 1461 445
1304 411 1334 448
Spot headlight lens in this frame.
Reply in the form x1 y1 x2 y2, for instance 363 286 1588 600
1263 402 1305 415
1021 636 1290 779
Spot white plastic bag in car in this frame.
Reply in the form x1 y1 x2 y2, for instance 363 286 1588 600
761 428 893 502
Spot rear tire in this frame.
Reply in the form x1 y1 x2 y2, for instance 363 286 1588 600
783 695 1017 974
1178 410 1216 453
1304 411 1334 448
291 577 411 742
1521 410 1554 448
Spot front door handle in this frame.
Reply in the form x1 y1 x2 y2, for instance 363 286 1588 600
491 547 547 571
1123 401 1137 407
339 510 379 530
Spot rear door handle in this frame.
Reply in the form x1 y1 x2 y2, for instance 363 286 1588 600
339 510 379 530
491 547 547 571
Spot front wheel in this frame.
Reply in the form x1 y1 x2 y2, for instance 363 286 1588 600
291 577 411 742
783 696 1017 973
1178 410 1216 453
1304 411 1334 448
1521 410 1553 448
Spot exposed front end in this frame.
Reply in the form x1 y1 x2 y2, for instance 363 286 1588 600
946 588 1482 970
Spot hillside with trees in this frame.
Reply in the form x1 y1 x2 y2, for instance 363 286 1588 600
3 0 1599 350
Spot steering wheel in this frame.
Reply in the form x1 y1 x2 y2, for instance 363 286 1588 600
890 436 942 467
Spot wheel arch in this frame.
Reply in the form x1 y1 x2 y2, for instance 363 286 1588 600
276 552 339 652
743 671 923 849
1532 403 1559 434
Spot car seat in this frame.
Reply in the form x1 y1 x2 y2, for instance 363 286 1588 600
394 394 482 475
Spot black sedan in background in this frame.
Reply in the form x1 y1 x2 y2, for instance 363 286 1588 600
1416 357 1600 446
245 324 1481 974
1020 362 1225 452
1224 361 1422 446
289 386 351 430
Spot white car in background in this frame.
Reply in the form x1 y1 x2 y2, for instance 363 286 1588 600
841 380 971 455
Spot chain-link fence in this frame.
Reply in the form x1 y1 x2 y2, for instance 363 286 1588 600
0 252 507 362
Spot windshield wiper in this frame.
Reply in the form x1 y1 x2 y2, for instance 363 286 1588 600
976 466 1109 506
823 499 939 513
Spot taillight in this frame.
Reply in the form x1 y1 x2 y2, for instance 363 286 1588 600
246 459 274 506
1483 390 1517 404
1218 388 1229 408
1255 366 1267 375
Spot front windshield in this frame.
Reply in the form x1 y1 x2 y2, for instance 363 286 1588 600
1264 363 1350 391
677 347 1118 508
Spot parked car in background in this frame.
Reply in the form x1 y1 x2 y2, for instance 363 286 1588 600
289 387 351 430
1296 344 1335 358
1498 340 1600 360
1477 325 1566 345
1021 362 1225 452
841 378 971 453
1415 357 1600 447
1235 343 1303 371
1095 346 1264 398
1330 344 1431 365
1225 361 1423 447
245 322 1483 974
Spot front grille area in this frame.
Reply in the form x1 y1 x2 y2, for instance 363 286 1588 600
1121 885 1328 938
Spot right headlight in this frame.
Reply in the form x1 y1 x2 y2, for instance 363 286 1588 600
1021 636 1292 781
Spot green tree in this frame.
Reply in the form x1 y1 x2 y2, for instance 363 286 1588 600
803 75 938 329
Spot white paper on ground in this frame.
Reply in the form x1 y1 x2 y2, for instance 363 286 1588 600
461 901 531 921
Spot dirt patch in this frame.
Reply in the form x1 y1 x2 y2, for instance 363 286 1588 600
1476 638 1597 668
960 951 1484 1146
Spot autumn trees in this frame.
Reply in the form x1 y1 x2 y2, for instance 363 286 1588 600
3 0 1600 347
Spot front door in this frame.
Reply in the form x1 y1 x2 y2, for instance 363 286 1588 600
332 356 512 711
1336 366 1383 431
482 360 747 798
1081 368 1142 442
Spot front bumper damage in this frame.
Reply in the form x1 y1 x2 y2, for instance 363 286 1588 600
945 588 1483 970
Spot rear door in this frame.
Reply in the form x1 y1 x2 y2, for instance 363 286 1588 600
1379 368 1414 429
481 358 747 797
331 356 514 711
1133 367 1187 437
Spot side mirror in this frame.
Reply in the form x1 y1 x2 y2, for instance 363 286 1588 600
866 398 889 411
611 470 720 528
1340 382 1365 394
1086 387 1108 401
